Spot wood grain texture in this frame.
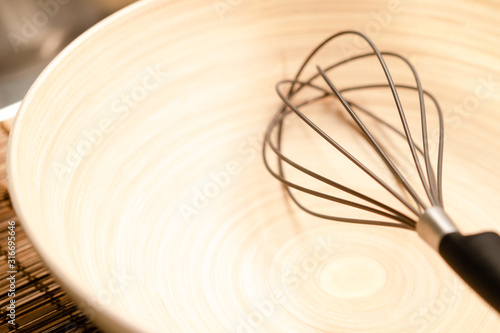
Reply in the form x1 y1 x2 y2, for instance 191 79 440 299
6 0 500 332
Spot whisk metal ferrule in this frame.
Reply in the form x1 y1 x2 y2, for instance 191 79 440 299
417 207 458 251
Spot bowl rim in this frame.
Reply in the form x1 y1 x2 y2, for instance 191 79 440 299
6 0 158 331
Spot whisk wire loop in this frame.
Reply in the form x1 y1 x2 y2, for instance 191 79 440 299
263 31 445 229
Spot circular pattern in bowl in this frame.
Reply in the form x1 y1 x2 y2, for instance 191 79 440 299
7 0 500 331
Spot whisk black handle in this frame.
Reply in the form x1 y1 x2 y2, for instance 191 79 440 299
439 231 500 313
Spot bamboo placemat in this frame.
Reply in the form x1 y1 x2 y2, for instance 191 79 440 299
0 127 100 332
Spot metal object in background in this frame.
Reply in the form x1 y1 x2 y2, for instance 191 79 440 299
0 0 136 109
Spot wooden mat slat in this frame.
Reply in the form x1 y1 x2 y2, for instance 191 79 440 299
0 129 101 332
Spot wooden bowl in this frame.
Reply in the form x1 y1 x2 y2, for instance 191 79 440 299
7 0 500 331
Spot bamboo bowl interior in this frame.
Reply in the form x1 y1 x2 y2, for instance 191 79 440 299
7 0 500 331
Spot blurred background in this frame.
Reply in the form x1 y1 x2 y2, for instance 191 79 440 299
0 0 137 109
